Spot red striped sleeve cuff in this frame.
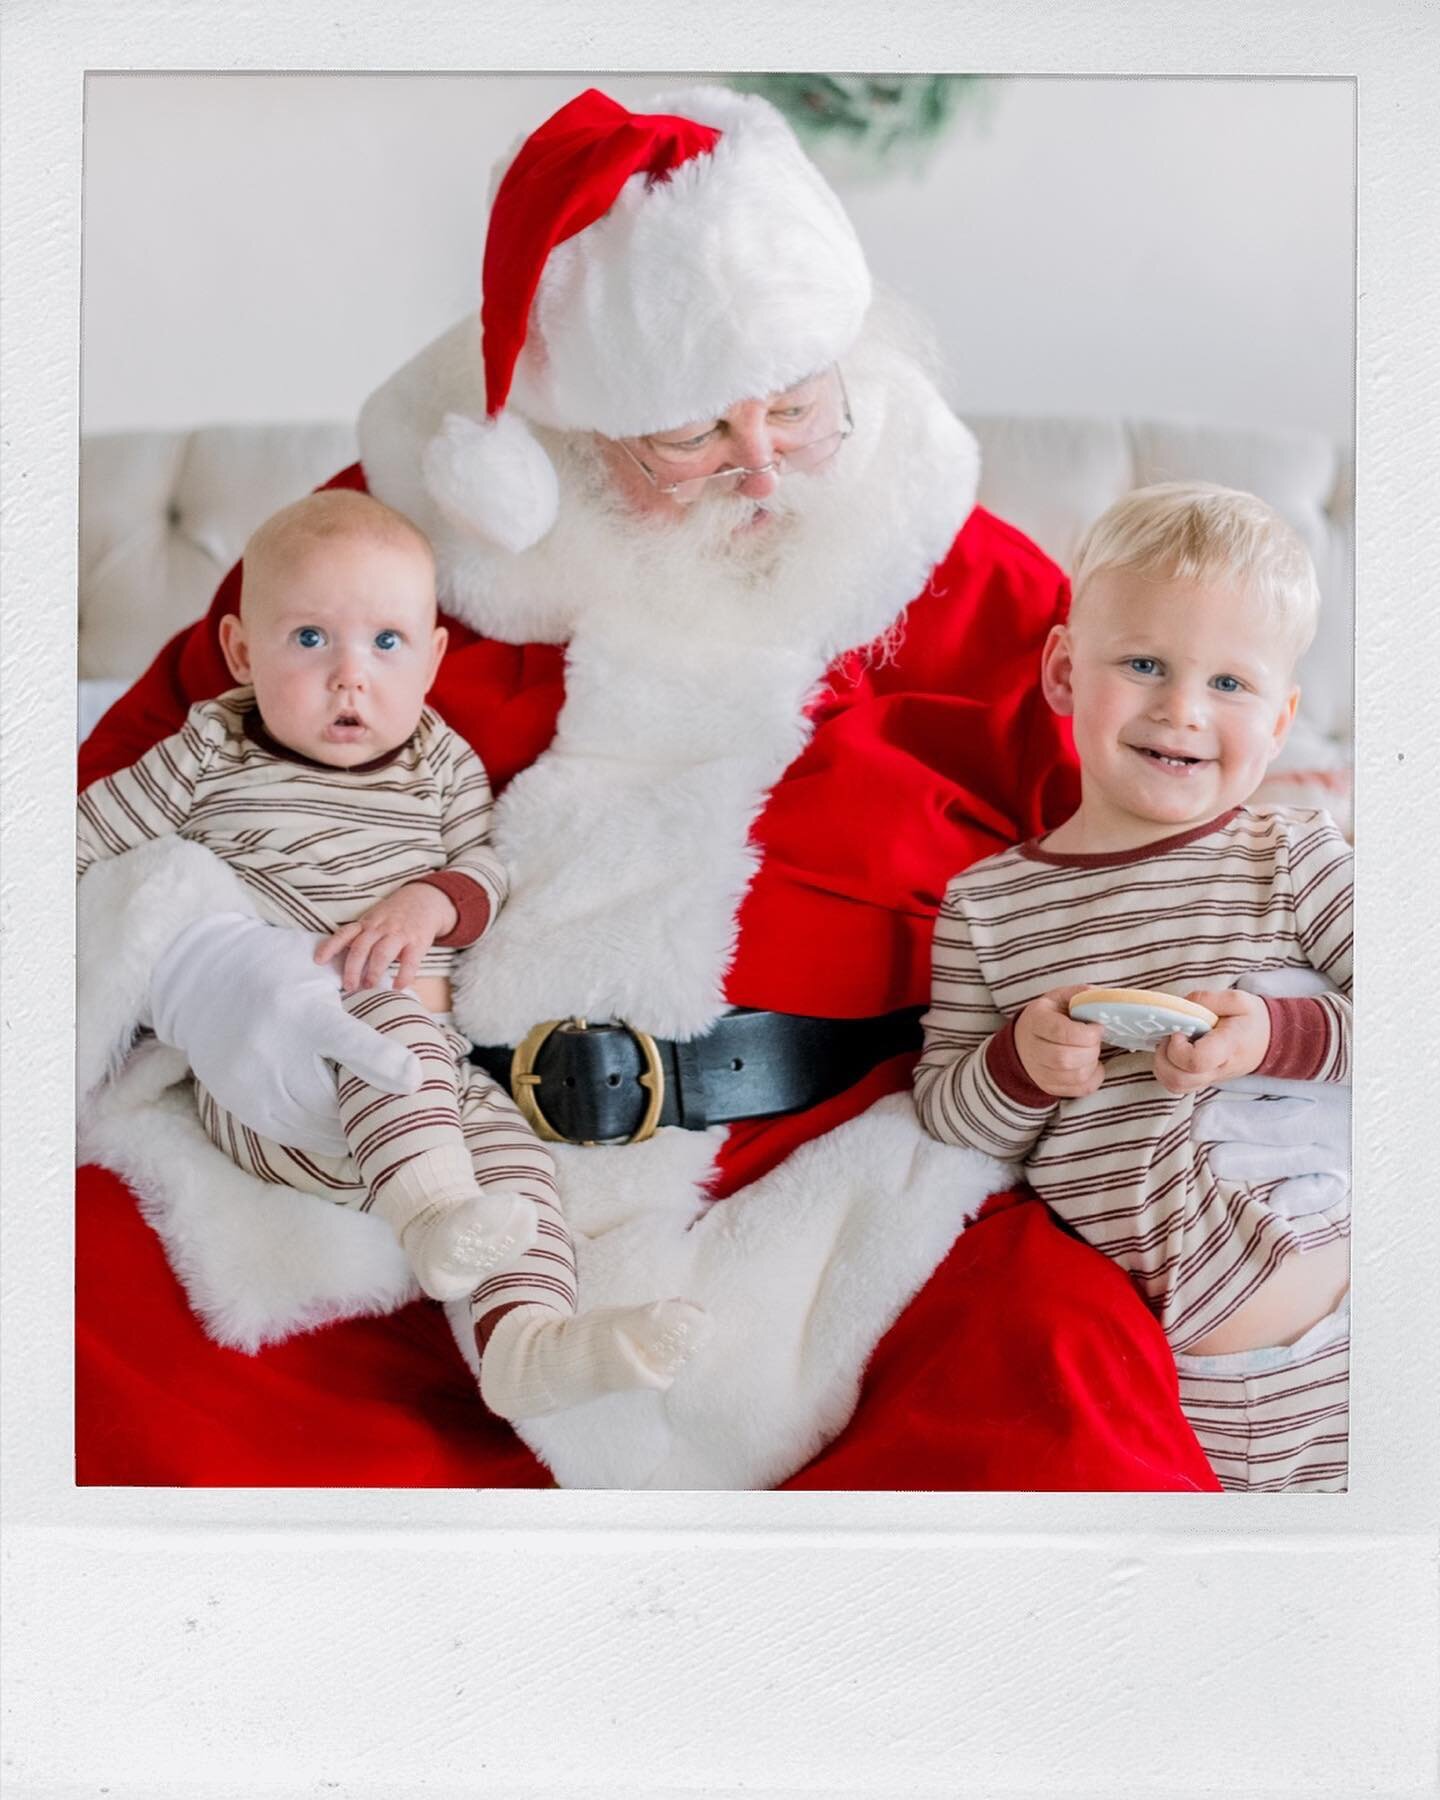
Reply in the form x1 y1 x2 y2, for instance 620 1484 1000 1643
984 1017 1059 1111
415 871 493 948
1256 995 1332 1082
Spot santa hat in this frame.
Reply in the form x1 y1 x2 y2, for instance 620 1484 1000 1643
421 85 872 553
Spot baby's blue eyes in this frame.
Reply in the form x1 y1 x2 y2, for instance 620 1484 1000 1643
1211 673 1243 693
291 626 402 650
1127 657 1160 675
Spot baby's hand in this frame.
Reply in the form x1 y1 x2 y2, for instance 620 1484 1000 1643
315 883 459 995
1014 986 1106 1099
1153 989 1270 1095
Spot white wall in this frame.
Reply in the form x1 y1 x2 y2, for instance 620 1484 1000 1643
81 73 1353 442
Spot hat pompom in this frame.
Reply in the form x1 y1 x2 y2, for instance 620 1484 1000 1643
421 410 560 554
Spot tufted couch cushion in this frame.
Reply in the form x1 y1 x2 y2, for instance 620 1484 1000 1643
78 423 359 683
78 415 1353 782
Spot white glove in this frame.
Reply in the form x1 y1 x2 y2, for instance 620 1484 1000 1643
1191 969 1349 1218
147 912 421 1155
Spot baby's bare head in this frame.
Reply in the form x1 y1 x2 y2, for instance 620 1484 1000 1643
1069 482 1320 671
223 491 445 768
240 489 436 621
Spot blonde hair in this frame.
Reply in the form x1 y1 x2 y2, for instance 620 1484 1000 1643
1070 482 1320 661
241 490 435 610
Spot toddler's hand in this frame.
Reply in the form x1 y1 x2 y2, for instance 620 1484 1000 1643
1014 986 1106 1099
315 883 459 994
1153 988 1270 1095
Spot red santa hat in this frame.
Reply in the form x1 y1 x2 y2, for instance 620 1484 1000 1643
422 85 873 553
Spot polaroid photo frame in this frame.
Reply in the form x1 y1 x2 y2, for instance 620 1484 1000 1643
3 4 1436 1795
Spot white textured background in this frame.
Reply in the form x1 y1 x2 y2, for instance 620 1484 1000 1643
3 3 1438 1798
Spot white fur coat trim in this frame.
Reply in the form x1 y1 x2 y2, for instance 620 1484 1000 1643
80 1042 419 1352
480 1095 1007 1490
450 619 822 1043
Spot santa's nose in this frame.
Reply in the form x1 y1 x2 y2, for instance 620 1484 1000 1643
727 419 781 499
733 464 780 500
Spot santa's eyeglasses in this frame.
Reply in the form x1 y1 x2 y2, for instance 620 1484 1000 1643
613 367 854 504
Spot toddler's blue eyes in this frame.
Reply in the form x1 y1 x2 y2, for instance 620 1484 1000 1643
374 630 401 651
1127 657 1160 675
1212 674 1242 693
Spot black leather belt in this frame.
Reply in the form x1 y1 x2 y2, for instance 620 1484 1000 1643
468 1006 925 1146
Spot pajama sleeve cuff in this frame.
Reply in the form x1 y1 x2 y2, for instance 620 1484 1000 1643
1256 995 1332 1082
414 871 493 948
984 1017 1060 1111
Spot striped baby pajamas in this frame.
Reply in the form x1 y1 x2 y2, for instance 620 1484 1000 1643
79 688 576 1328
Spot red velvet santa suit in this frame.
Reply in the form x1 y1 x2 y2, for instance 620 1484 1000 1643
76 397 1219 1489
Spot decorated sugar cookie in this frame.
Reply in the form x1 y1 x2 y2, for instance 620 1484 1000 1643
1068 987 1219 1054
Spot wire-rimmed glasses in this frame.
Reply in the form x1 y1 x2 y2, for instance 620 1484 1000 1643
613 368 854 504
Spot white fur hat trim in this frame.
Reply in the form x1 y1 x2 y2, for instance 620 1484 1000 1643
510 87 872 440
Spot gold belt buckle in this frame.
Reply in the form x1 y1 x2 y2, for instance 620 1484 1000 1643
510 1016 665 1146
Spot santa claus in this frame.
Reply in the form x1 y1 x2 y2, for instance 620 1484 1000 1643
76 86 1338 1490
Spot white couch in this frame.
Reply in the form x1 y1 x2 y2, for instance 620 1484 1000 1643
78 416 1353 822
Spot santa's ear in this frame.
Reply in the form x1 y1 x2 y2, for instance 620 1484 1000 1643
1040 624 1076 716
218 613 251 682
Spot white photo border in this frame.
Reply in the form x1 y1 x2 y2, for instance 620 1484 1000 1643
3 3 1436 1794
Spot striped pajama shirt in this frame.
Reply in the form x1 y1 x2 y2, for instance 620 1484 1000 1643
78 687 577 1327
914 805 1353 1492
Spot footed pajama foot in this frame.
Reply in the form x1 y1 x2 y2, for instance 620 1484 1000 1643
478 1299 714 1420
400 1193 537 1302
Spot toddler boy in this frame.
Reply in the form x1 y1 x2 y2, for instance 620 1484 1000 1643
913 483 1351 1491
79 489 709 1419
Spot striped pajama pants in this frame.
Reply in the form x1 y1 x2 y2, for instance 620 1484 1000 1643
195 987 578 1327
1175 1308 1350 1492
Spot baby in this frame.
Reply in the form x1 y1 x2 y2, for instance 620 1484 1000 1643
78 488 709 1419
913 482 1352 1491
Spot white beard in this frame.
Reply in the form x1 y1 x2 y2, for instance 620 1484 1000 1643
362 324 980 1044
431 324 973 661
